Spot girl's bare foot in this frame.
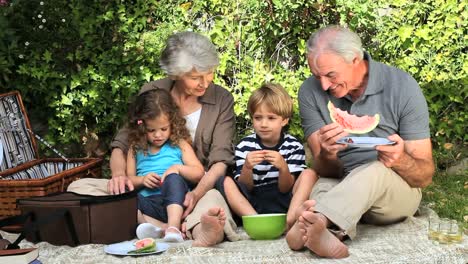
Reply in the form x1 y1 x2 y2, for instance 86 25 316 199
302 212 349 258
192 207 226 247
286 200 316 250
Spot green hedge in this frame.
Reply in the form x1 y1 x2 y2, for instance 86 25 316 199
0 0 466 169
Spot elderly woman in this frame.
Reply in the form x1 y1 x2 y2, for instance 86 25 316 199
108 31 238 246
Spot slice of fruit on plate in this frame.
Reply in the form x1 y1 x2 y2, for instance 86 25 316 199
328 101 380 134
128 238 157 254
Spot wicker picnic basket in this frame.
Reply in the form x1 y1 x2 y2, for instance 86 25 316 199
0 91 103 218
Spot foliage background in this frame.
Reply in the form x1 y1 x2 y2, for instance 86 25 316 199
0 0 466 171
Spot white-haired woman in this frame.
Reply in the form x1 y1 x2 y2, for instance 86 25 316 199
109 31 238 246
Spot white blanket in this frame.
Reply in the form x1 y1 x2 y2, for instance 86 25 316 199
1 207 466 264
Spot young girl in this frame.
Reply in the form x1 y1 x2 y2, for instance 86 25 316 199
126 89 205 242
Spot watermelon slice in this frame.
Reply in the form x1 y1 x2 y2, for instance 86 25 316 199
327 101 380 134
128 238 156 254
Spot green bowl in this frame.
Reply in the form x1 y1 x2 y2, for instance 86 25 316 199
242 213 286 240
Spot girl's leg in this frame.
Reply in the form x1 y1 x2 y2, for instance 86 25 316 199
166 204 183 230
223 177 256 216
161 173 190 241
138 210 167 229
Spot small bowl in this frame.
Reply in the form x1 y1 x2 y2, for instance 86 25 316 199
242 213 286 240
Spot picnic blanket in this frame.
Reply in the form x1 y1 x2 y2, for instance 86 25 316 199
1 207 466 264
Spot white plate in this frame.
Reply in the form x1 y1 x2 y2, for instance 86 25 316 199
337 137 395 148
104 241 170 256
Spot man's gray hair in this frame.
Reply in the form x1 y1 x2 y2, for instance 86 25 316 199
159 31 219 76
306 25 363 63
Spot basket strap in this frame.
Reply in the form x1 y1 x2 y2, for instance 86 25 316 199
0 209 80 247
0 213 33 249
24 209 79 246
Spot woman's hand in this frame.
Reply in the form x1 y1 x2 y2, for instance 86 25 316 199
182 191 199 219
143 172 162 189
107 176 134 195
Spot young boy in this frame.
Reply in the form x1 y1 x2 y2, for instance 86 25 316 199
215 83 318 231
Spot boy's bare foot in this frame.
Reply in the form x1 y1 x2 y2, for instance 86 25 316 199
301 212 349 258
286 200 316 250
192 207 226 247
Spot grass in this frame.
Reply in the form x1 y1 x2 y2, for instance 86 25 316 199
421 170 468 231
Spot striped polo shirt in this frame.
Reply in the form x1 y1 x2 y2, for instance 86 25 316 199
234 133 306 187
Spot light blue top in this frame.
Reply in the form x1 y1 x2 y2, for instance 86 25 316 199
136 141 183 197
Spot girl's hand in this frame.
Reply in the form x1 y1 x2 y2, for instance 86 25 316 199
143 172 162 189
244 150 267 170
263 150 287 170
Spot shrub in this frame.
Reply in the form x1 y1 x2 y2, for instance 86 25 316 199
0 0 465 169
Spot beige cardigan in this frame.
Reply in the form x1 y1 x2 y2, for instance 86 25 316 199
110 78 235 170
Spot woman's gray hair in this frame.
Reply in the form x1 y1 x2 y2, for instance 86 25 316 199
159 31 219 76
306 25 363 63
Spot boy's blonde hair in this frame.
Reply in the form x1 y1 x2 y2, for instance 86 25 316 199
247 83 293 118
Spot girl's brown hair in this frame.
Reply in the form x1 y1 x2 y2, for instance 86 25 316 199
127 89 191 155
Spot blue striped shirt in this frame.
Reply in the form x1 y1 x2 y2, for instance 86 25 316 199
234 133 306 187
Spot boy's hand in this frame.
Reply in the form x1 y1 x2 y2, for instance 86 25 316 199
263 150 287 170
244 150 267 170
143 172 162 188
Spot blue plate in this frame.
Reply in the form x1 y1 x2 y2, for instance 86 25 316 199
104 241 170 256
337 137 395 148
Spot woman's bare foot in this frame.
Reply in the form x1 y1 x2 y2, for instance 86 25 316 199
301 212 349 258
286 200 316 250
192 207 226 247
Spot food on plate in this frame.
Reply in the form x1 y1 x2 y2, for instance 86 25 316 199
328 101 380 134
128 238 156 254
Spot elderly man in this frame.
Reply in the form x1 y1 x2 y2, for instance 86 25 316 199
286 25 435 258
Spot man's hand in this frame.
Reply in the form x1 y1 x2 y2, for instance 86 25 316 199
107 176 134 195
317 123 348 158
182 191 199 219
244 150 267 170
375 134 405 168
143 172 162 189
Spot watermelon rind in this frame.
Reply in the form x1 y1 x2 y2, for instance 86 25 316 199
327 101 380 134
128 238 156 254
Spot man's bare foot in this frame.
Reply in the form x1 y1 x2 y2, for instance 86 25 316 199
301 212 349 258
192 207 226 247
286 200 316 250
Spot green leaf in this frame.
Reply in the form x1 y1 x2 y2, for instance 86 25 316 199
61 95 73 106
397 26 413 41
43 50 52 63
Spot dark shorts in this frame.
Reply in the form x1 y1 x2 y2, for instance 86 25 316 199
215 175 292 224
137 173 191 222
